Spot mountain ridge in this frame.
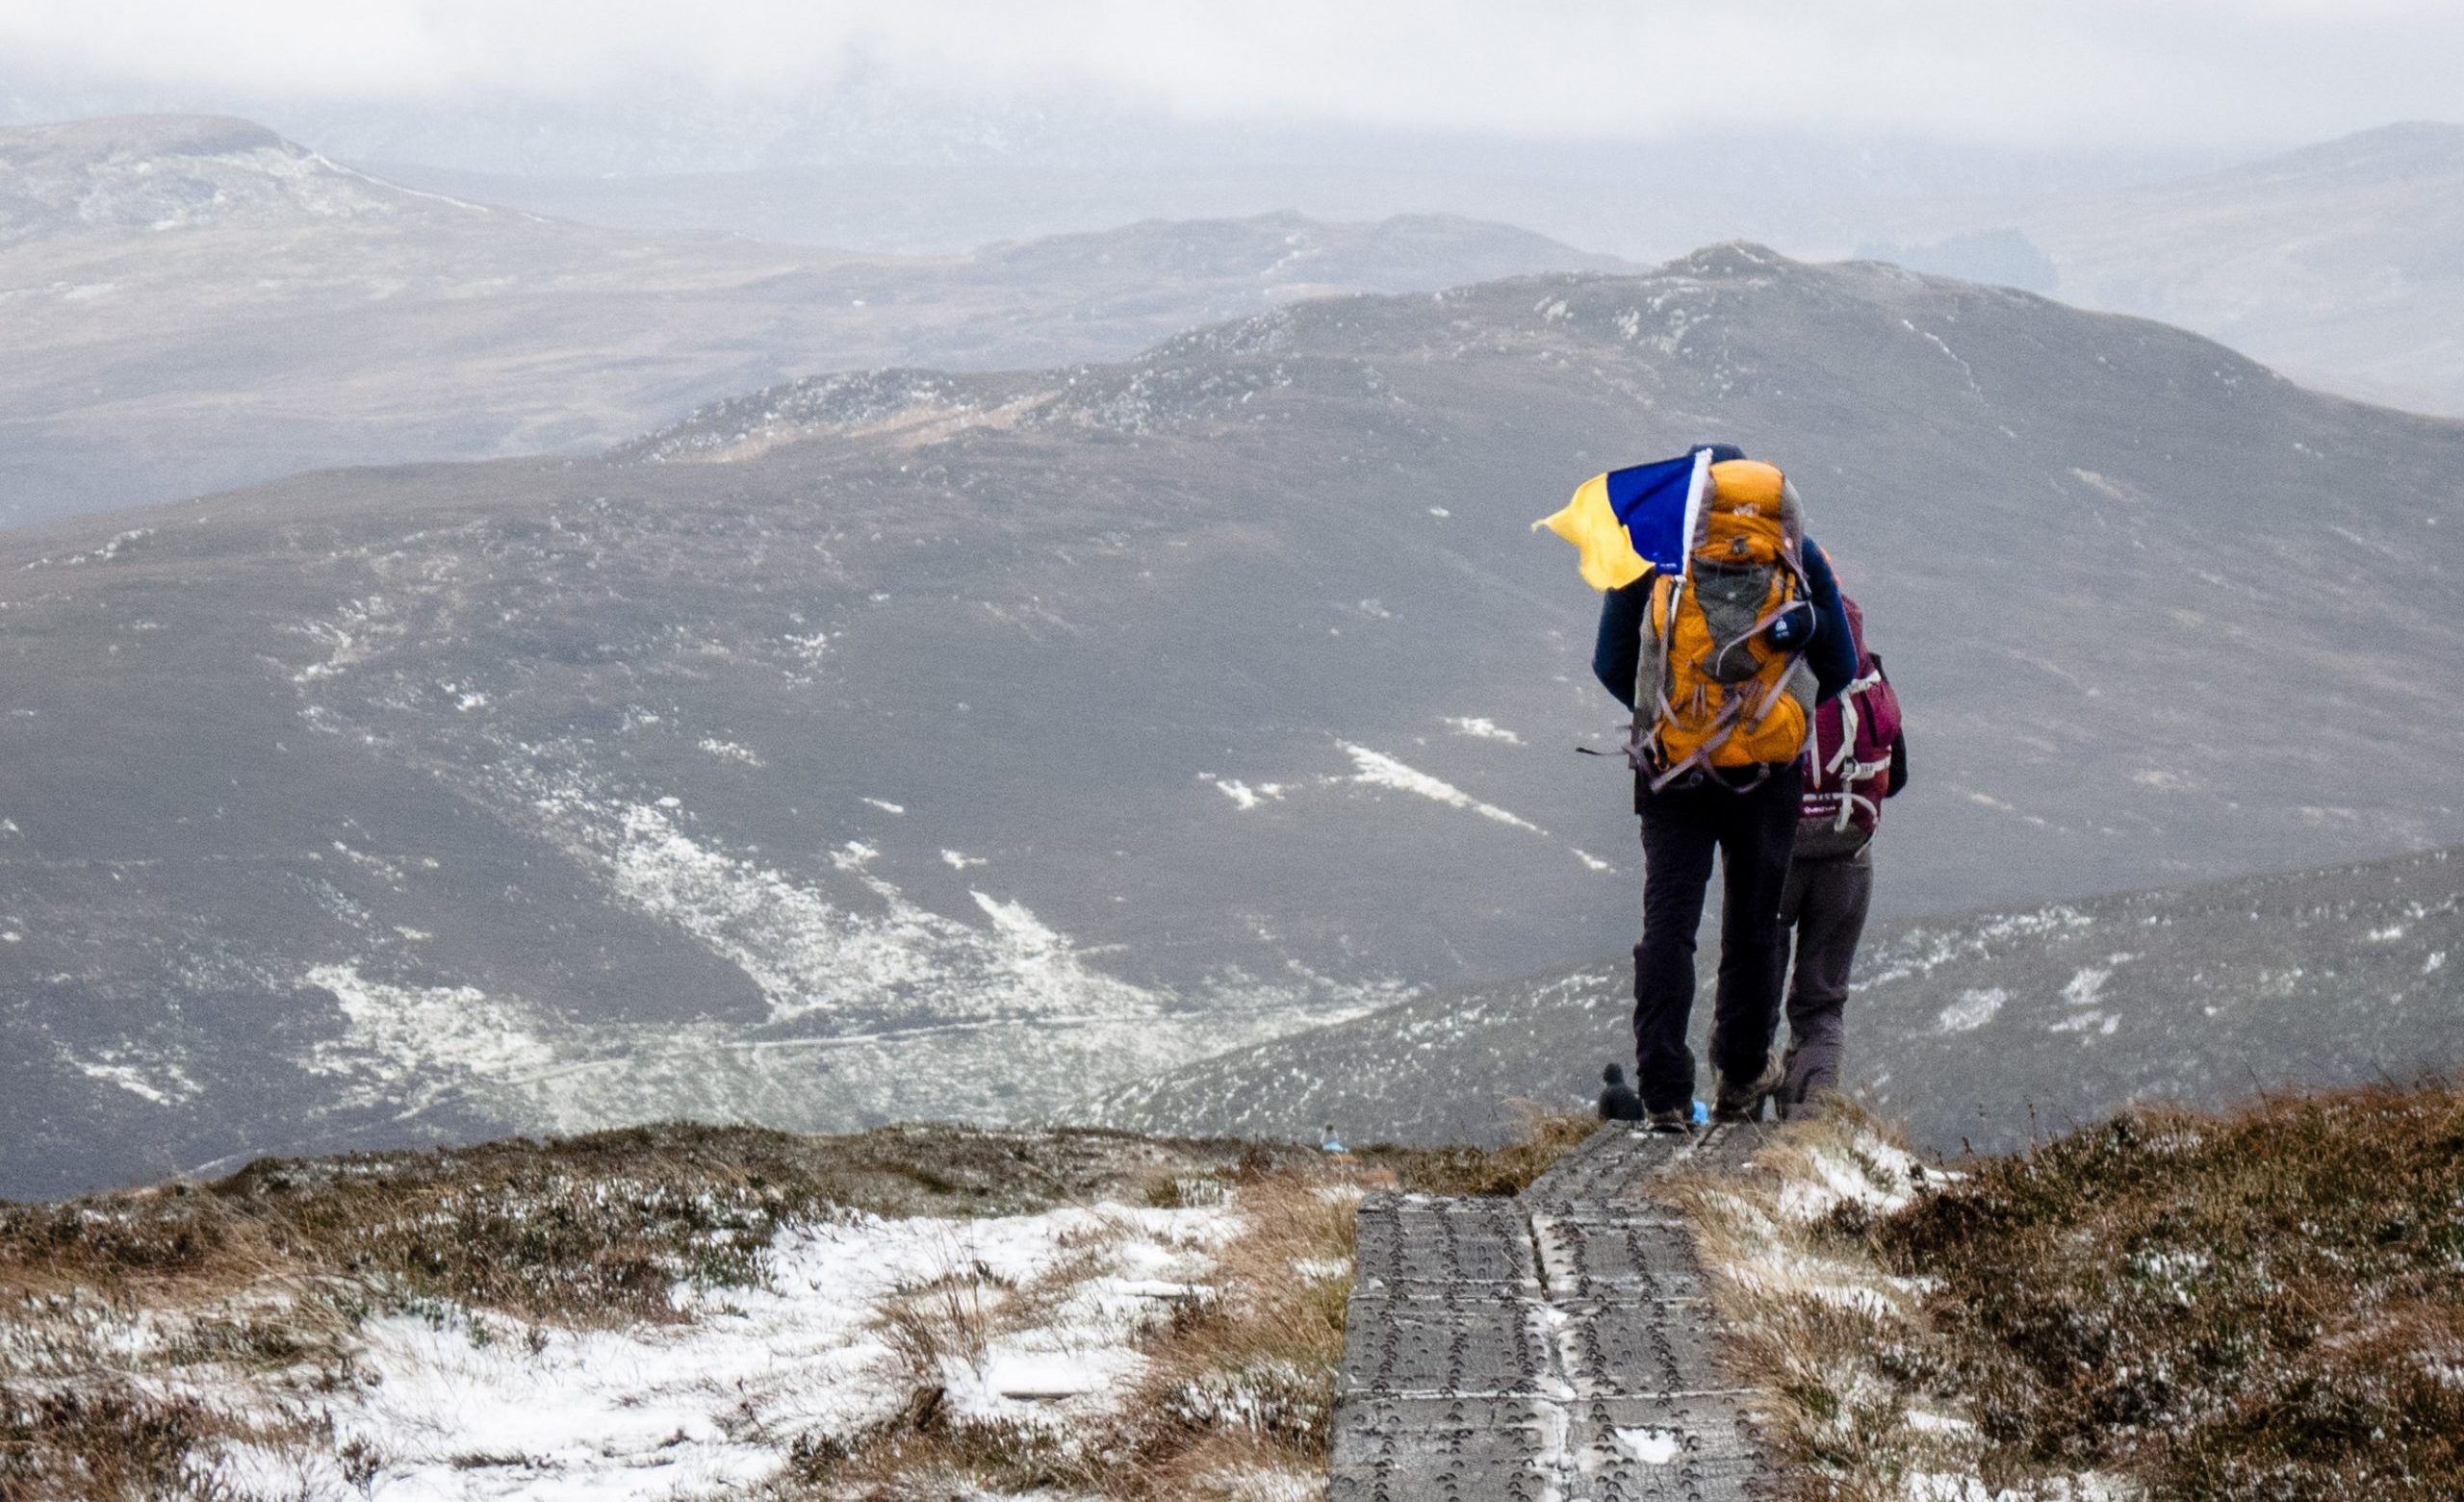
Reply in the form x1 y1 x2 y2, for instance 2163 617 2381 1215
0 113 1623 523
3 242 2458 1198
1878 118 2464 416
2194 118 2464 189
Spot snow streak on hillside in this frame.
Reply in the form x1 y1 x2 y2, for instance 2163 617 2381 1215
588 797 1152 1028
250 759 1402 1158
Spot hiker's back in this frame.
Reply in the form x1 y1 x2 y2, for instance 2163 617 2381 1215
1636 459 1816 783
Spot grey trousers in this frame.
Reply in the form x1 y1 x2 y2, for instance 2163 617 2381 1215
1770 847 1873 1117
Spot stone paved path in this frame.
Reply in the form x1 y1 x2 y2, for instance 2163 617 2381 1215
1328 1123 1775 1501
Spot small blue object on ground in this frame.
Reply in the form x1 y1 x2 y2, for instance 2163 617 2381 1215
1692 1101 1709 1125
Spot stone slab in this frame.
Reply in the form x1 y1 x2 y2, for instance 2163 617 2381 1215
1531 1211 1705 1301
1329 1393 1566 1502
1682 1121 1775 1177
1519 1125 1687 1206
1332 1127 1775 1502
1555 1298 1728 1398
1352 1193 1539 1290
1565 1390 1771 1502
1335 1294 1559 1398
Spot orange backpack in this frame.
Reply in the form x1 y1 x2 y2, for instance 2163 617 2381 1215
1633 459 1816 788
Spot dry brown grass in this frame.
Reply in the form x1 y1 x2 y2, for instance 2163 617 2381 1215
797 1109 1591 1500
1362 1105 1596 1197
875 1259 1006 1390
0 1121 1307 1502
1116 1165 1364 1493
1671 1082 2464 1502
0 1122 1288 1324
1665 1106 1973 1502
2 1383 223 1502
2 1111 1581 1501
778 1155 1373 1502
0 1379 326 1502
1883 1080 2464 1502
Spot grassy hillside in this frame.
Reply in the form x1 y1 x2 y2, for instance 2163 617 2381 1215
1681 1081 2464 1502
7 1088 2452 1497
0 1118 1581 1500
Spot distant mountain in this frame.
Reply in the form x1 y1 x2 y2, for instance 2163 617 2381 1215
363 129 2203 261
0 115 1619 522
1091 847 2464 1156
1901 122 2464 417
0 115 415 242
1851 228 2060 295
3 244 2459 1198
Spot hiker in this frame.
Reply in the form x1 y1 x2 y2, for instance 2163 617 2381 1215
1597 1063 1646 1122
1538 443 1855 1131
1770 596 1906 1117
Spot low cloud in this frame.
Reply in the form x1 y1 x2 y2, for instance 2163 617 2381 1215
5 1 2461 151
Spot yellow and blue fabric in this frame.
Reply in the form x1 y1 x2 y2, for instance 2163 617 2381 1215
1532 449 1710 592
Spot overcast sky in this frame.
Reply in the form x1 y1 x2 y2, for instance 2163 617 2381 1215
5 0 2461 154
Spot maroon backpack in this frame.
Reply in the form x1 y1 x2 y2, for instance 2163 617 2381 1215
1798 597 1902 858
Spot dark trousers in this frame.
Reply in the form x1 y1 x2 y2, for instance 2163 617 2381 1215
1630 761 1802 1114
1772 849 1874 1117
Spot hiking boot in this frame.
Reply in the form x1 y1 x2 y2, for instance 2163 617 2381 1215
1711 1056 1785 1123
1645 1107 1692 1133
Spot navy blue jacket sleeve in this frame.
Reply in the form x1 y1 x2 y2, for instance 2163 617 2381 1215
1801 539 1857 703
1591 573 1652 711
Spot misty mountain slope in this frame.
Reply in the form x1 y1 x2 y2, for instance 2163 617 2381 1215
0 114 1619 522
2027 122 2464 416
3 243 2459 1198
1091 847 2463 1156
1876 122 2464 417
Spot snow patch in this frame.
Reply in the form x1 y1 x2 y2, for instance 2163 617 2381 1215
2061 967 2110 1008
65 1053 203 1107
1614 1426 1682 1464
288 596 402 683
200 1200 1235 1500
1937 988 2005 1034
1209 777 1287 810
1339 743 1541 833
578 797 1149 1028
1776 1133 1935 1224
1444 716 1524 745
1906 1473 2141 1502
698 737 765 767
299 964 554 1114
355 768 1402 1134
